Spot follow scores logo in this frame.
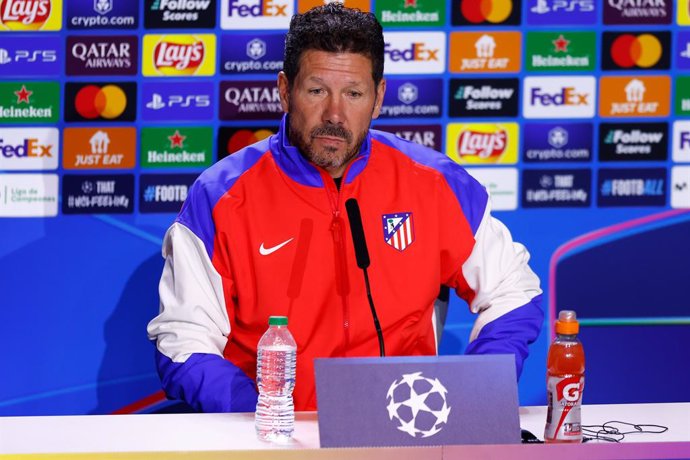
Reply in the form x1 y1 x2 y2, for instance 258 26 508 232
383 32 445 74
143 34 215 77
0 0 62 30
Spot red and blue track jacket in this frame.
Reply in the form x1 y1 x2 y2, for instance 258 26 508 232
147 115 543 412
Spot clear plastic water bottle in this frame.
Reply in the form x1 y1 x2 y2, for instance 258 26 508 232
255 316 297 443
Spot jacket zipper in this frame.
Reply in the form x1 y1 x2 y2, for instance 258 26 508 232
320 167 353 351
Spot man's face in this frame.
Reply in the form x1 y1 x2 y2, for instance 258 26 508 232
278 50 386 178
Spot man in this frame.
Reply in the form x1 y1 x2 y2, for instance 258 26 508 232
147 3 543 413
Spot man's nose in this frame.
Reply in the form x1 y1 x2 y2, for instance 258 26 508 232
322 94 344 125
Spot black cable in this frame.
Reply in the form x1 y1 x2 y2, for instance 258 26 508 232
582 421 668 443
362 267 385 357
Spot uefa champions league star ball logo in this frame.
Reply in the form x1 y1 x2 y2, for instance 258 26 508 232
386 372 451 438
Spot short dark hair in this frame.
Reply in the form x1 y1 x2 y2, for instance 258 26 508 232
283 3 384 88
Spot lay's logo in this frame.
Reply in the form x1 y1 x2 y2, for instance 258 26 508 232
384 32 446 74
0 0 61 31
221 0 293 29
446 123 519 165
143 34 216 77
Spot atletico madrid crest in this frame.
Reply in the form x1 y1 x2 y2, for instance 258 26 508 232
382 212 415 252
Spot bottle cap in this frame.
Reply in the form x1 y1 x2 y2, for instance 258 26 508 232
269 316 288 326
555 310 579 335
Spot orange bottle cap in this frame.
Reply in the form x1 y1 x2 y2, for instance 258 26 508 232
555 310 579 335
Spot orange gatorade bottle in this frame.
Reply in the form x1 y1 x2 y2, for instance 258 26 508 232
544 310 585 443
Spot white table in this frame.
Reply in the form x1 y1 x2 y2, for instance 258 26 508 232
0 403 688 459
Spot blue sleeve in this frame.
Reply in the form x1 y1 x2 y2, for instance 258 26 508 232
464 295 544 379
156 350 258 413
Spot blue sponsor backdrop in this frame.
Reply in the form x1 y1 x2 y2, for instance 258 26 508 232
0 37 62 76
1 0 689 417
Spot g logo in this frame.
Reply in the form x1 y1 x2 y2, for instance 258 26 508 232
562 382 581 402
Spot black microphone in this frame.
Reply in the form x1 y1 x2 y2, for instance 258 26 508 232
345 198 385 357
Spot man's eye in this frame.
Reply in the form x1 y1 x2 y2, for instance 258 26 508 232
349 91 362 98
309 88 324 95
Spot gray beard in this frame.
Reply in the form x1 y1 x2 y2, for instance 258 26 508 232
288 120 368 173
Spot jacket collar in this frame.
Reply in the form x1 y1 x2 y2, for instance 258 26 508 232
269 114 372 188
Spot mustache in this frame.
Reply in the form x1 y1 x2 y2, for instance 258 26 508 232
310 124 352 143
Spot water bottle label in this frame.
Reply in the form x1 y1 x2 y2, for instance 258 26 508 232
544 375 584 441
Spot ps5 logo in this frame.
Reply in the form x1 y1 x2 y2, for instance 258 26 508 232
531 0 594 13
145 93 211 110
0 48 57 65
94 0 113 15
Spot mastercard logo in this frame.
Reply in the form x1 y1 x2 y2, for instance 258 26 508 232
226 129 274 154
75 85 128 120
459 0 513 24
610 34 662 68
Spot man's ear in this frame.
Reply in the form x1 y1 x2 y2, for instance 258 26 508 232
372 78 386 120
277 71 290 113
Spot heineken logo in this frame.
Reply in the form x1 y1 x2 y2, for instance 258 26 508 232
0 81 59 123
376 0 444 26
140 126 212 168
14 84 32 103
526 31 595 71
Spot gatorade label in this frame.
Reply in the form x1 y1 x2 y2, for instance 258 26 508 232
544 375 584 441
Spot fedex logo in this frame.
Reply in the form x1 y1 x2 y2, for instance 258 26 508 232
227 0 287 16
385 43 439 62
222 0 292 29
0 128 58 170
531 87 589 106
673 121 690 163
1 138 52 157
383 32 445 74
523 76 595 119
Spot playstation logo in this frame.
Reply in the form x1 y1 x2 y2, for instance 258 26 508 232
146 93 166 110
247 39 266 60
94 0 112 15
398 83 418 104
531 0 550 14
681 42 690 59
0 49 10 65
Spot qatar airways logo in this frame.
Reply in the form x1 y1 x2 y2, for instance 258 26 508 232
384 32 445 74
219 80 282 120
221 0 292 29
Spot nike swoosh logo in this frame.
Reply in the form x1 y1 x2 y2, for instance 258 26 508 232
259 238 294 256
